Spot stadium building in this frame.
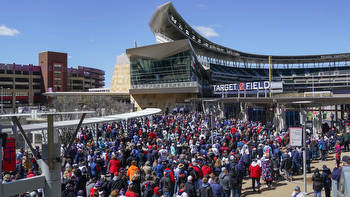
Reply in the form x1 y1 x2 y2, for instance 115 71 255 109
112 2 350 128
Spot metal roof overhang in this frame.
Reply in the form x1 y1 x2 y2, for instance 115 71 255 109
130 86 199 94
43 92 129 97
126 39 192 60
1 108 161 133
189 96 350 107
149 2 350 64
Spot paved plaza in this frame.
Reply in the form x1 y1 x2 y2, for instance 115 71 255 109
240 151 348 196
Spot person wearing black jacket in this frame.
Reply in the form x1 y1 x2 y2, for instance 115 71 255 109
62 183 75 197
230 164 243 197
312 168 323 197
185 176 197 197
306 146 312 173
322 165 332 197
281 153 292 182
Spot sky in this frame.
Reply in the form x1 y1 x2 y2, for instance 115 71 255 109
1 0 350 88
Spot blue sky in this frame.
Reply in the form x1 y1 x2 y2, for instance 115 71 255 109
1 0 349 88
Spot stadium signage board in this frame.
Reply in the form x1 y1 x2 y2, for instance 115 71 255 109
289 127 303 146
213 81 282 94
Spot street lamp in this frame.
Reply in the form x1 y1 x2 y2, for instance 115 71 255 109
1 86 3 115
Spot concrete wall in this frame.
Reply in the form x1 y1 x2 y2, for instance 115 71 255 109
110 54 130 94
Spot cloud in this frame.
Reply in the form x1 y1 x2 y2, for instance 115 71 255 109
0 25 20 36
193 26 219 38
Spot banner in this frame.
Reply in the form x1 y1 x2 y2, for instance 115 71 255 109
213 81 283 94
2 138 16 172
289 127 303 146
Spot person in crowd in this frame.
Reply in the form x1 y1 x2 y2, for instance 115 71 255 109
344 131 350 152
249 159 262 192
335 141 342 167
219 167 230 197
199 177 213 197
291 186 306 197
322 165 331 197
128 160 140 181
185 176 197 197
312 168 323 197
109 155 121 178
160 171 173 197
210 177 223 197
177 183 188 197
262 155 274 189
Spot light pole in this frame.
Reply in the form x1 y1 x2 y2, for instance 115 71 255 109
1 86 3 115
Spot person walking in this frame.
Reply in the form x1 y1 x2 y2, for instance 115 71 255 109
281 153 293 182
219 167 230 197
248 159 262 192
312 168 323 197
230 162 244 197
262 156 274 189
321 165 331 197
160 171 173 197
343 131 350 152
199 177 213 197
210 177 223 197
185 176 197 197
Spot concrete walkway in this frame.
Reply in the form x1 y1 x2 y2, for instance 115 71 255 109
240 151 348 196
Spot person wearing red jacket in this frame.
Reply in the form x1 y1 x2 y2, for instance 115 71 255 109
248 159 262 192
201 164 212 177
190 163 203 179
108 156 121 178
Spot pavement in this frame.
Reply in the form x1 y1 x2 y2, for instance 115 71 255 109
239 151 349 197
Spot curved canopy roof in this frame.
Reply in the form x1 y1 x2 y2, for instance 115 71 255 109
1 108 162 133
149 2 350 64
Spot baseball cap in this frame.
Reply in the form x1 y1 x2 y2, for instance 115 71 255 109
295 186 300 191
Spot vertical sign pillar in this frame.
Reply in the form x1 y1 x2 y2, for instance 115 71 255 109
40 114 61 197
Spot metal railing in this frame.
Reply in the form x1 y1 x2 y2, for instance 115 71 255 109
131 81 200 89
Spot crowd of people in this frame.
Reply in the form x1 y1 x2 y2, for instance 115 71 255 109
4 110 350 197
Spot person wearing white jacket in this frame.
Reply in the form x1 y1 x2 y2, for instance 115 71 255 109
291 186 306 197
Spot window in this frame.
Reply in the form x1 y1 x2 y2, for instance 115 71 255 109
54 64 62 69
15 78 29 82
15 85 29 89
6 70 13 74
15 71 21 74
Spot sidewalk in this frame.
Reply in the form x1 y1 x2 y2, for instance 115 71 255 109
240 151 348 196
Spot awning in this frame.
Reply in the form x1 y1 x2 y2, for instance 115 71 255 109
1 108 161 133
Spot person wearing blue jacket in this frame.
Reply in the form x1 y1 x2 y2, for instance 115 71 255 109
210 177 223 197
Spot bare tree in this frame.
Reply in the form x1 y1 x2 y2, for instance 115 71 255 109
49 95 132 150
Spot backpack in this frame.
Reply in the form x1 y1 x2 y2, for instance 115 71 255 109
143 181 154 197
284 157 292 170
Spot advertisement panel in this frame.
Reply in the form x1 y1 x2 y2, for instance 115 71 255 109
2 138 16 172
289 127 303 146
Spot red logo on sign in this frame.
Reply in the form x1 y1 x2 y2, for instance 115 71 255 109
239 83 244 90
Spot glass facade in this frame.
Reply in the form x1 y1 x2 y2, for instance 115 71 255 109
130 50 193 85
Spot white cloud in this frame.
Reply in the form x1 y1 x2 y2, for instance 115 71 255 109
193 26 219 38
0 25 20 36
